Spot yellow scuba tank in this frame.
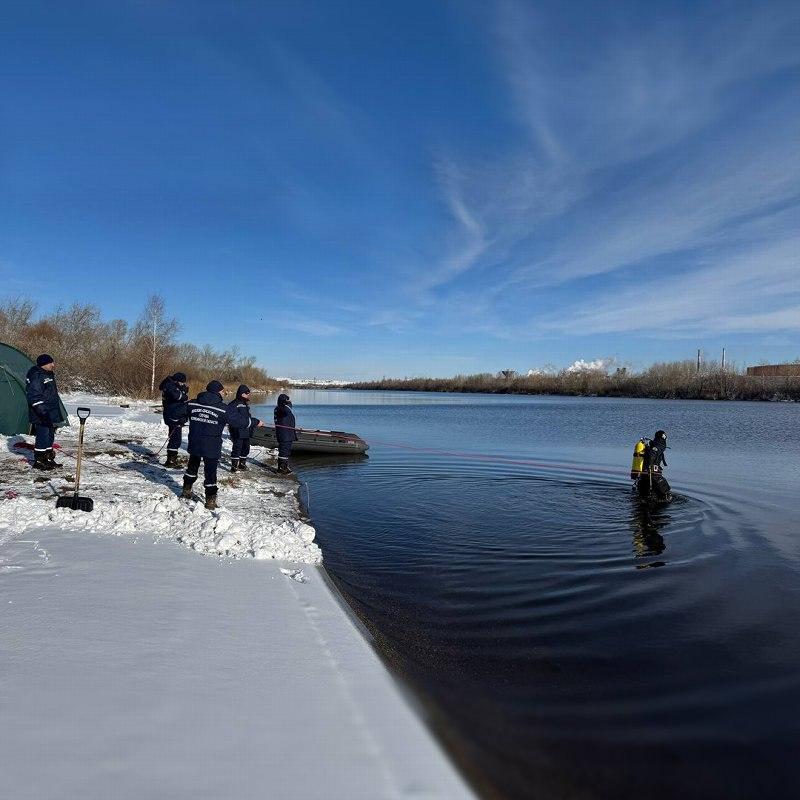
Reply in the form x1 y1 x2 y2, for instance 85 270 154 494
631 438 646 479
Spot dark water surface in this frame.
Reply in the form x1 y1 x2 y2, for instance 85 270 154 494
255 391 800 799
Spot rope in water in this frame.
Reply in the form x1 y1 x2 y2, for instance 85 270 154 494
20 423 647 490
273 423 629 478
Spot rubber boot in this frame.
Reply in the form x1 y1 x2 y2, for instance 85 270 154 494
277 458 293 475
164 452 178 468
181 476 195 500
47 449 63 468
33 452 54 471
238 458 248 471
204 487 218 510
230 460 238 473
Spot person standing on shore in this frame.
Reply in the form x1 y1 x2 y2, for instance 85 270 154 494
181 380 231 510
274 393 297 474
159 372 189 467
25 354 64 471
227 385 264 472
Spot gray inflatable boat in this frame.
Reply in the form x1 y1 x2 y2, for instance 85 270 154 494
250 425 369 455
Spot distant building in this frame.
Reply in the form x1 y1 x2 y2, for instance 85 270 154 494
746 364 800 377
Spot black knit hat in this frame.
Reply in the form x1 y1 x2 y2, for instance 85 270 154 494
36 354 55 367
206 380 224 393
173 372 187 383
237 384 251 398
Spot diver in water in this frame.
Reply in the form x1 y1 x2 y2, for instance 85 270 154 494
634 430 672 502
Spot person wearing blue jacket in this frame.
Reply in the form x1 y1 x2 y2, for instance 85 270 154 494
159 372 189 467
227 385 263 472
25 354 64 471
181 381 231 509
274 393 298 474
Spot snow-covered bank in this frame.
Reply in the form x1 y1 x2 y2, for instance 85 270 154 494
0 394 320 563
0 530 473 799
0 394 475 798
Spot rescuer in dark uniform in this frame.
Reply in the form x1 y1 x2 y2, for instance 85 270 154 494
274 393 297 474
227 384 264 472
159 372 189 467
181 380 231 509
25 354 64 470
636 430 672 502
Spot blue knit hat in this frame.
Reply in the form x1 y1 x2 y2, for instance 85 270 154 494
36 354 54 367
206 380 224 393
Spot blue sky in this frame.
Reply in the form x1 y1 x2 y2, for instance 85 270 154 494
1 0 798 379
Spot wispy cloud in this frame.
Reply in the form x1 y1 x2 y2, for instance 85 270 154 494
537 234 800 337
409 0 800 340
276 316 343 337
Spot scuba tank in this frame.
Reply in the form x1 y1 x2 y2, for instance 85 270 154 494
631 438 647 479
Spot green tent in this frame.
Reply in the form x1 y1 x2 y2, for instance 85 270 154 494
0 343 69 435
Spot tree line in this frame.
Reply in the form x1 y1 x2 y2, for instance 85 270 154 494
0 296 280 398
351 360 800 401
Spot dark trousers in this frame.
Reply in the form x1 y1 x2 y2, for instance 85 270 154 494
166 424 183 453
33 424 55 454
637 472 671 499
185 455 219 489
231 436 250 460
277 441 292 461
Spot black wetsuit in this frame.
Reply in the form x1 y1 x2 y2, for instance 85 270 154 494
636 439 671 500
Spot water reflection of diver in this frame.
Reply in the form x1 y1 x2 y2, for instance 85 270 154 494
630 500 667 558
630 430 672 502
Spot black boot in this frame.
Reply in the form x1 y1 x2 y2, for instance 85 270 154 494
277 458 293 475
204 487 218 510
47 449 62 468
164 452 178 468
33 452 54 471
238 458 248 471
181 476 195 500
230 460 239 473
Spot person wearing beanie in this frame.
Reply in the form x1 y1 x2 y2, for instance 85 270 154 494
25 354 64 470
181 380 232 510
273 393 298 474
158 371 189 467
227 385 264 472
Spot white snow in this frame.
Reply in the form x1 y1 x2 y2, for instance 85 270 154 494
0 530 473 799
0 394 321 563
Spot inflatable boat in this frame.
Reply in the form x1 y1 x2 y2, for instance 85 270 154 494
250 425 369 455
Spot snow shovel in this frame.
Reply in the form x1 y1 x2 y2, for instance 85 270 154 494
56 407 94 512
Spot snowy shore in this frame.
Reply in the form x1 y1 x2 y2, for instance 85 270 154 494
0 396 474 799
0 394 321 563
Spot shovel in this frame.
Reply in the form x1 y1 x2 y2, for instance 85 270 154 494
56 407 94 512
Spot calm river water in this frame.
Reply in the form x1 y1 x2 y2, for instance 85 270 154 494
255 391 800 799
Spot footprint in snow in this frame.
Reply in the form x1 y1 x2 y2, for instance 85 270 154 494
280 568 307 583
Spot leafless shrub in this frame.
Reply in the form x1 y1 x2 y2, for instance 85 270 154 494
352 359 800 401
0 296 279 398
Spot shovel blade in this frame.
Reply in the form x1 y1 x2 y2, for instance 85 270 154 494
56 495 94 512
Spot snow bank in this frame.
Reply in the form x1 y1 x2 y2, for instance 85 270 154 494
0 394 321 563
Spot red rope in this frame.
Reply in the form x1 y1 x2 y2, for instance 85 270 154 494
273 424 628 478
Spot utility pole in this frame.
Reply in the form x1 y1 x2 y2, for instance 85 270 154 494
697 348 701 373
721 347 726 371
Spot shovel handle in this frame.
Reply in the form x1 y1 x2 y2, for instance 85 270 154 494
74 416 87 496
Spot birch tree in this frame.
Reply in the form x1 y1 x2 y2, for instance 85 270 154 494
134 295 179 396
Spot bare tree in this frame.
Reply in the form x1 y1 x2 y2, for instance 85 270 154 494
133 295 179 396
0 297 36 342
